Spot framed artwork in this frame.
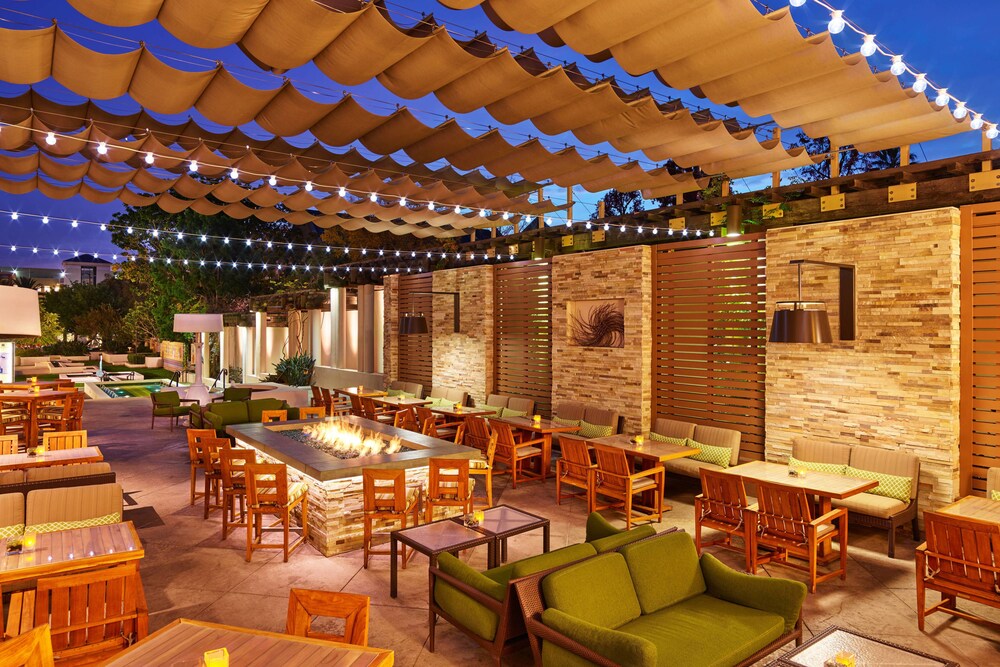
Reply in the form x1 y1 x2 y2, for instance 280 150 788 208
568 299 625 348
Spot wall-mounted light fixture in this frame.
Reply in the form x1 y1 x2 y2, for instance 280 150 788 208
399 291 460 334
769 259 856 343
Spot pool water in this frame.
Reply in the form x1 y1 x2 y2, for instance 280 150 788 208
99 382 172 398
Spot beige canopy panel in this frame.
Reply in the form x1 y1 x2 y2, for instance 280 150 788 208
437 0 968 152
0 25 703 197
62 0 809 178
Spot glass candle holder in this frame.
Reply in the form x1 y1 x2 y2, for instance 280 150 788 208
473 509 485 524
202 648 230 667
635 435 645 446
533 414 541 423
29 376 37 384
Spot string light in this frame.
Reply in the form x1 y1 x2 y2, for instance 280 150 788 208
305 181 313 191
912 74 928 94
230 167 239 180
889 56 906 77
144 152 154 165
188 160 198 173
269 175 277 186
827 10 845 34
97 141 108 155
45 132 56 145
859 35 877 58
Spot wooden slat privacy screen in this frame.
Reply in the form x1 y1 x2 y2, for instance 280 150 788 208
494 260 553 416
652 235 767 461
397 272 434 392
961 203 1000 496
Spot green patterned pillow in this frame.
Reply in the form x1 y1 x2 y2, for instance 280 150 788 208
649 432 687 446
992 489 1000 501
501 407 527 418
27 512 120 535
478 405 500 415
685 439 731 468
789 455 847 476
387 389 404 397
0 524 24 539
845 466 912 503
552 416 581 427
579 421 614 438
429 397 452 408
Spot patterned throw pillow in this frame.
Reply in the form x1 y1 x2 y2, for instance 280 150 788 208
648 432 687 446
578 421 614 438
992 489 1000 502
26 512 121 535
501 407 527 418
387 389 404 397
844 466 912 503
685 439 731 468
0 523 24 539
788 455 847 476
552 416 581 427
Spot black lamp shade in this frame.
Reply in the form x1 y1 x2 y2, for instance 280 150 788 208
399 312 429 335
769 302 833 343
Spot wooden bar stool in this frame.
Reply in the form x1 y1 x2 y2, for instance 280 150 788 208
261 410 287 423
203 437 232 519
0 433 19 454
286 589 370 646
362 468 421 569
220 447 256 540
298 406 326 420
470 431 498 509
245 463 309 562
425 458 474 523
186 428 217 506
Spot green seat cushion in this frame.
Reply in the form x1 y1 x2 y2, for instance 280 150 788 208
619 532 705 614
153 405 189 417
541 608 656 667
648 433 686 446
700 553 806 634
579 420 614 439
510 543 597 579
617 594 785 667
589 525 656 553
685 439 732 468
552 416 581 427
788 455 847 476
542 553 641 629
992 490 1000 501
844 465 912 502
500 407 528 418
206 401 250 426
434 552 506 641
223 387 252 401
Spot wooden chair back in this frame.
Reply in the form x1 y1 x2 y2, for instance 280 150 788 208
0 624 54 667
592 443 633 494
202 437 233 476
427 458 471 502
286 589 370 646
41 430 87 451
0 433 18 454
349 394 364 417
482 430 499 467
310 385 324 407
219 448 256 490
464 416 492 453
360 397 382 420
186 429 217 465
558 438 594 484
362 468 408 513
394 405 418 431
245 463 289 508
492 422 518 461
261 409 288 423
299 406 326 420
415 406 435 431
755 480 814 545
698 468 749 529
923 510 1000 593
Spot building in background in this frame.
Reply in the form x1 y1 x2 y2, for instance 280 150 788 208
61 254 112 285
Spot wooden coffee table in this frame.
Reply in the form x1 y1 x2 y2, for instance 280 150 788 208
453 504 550 566
773 626 958 666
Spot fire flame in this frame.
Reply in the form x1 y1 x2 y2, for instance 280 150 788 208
303 420 403 457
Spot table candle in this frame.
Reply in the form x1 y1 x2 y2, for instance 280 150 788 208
22 532 35 550
454 404 462 413
635 435 644 446
357 385 363 394
474 509 485 524
203 648 229 667
32 385 40 394
533 414 541 423
29 376 37 384
35 446 44 456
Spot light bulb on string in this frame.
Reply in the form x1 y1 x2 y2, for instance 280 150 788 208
935 88 949 107
100 224 106 231
230 167 239 180
789 0 806 6
619 225 626 232
971 114 985 130
454 205 461 214
97 141 108 155
828 10 845 34
953 102 968 120
304 181 313 192
369 192 378 202
45 132 56 145
912 74 928 93
603 223 610 231
652 227 659 235
988 124 1000 140
144 152 154 165
427 201 435 210
268 175 277 186
126 226 132 233
586 221 592 229
338 186 346 197
479 209 488 218
889 56 906 77
188 160 198 173
399 197 407 207
42 217 48 224
10 212 16 220
860 35 877 58
71 220 78 228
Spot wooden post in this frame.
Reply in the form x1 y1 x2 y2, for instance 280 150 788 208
830 145 840 194
771 128 782 189
597 200 605 219
721 179 731 197
900 144 910 167
566 187 574 223
982 130 992 172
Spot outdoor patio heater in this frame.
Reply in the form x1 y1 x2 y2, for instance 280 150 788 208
173 313 223 404
769 259 856 344
0 285 42 383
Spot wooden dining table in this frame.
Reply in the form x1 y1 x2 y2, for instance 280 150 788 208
0 388 78 446
490 415 580 473
0 446 103 471
586 434 700 510
335 386 389 398
937 495 1000 522
103 618 394 666
0 521 143 586
0 380 67 391
374 395 432 408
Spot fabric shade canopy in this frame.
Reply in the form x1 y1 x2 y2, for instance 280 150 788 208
436 0 968 153
0 25 707 197
58 2 813 178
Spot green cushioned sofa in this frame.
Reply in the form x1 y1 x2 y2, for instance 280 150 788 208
514 531 806 667
196 397 299 435
427 513 659 665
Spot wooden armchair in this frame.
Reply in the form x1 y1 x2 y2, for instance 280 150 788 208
463 416 492 454
695 468 755 572
361 397 394 425
0 624 54 666
40 430 87 451
555 437 596 513
591 443 664 530
750 480 848 593
261 409 287 423
392 405 418 431
349 394 365 418
0 433 18 454
310 385 324 408
5 562 148 664
492 422 545 488
149 390 196 430
286 589 370 646
298 406 326 420
916 511 1000 631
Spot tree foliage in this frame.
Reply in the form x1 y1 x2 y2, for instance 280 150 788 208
790 132 908 182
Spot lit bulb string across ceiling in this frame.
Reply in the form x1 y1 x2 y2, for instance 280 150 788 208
790 0 996 136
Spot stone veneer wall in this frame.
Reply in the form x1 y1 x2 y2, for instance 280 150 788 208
382 274 399 385
551 246 652 434
432 266 494 406
765 208 961 510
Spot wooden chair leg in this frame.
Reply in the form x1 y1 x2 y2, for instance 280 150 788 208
363 517 371 569
189 466 197 506
839 518 849 581
245 510 254 562
283 511 290 562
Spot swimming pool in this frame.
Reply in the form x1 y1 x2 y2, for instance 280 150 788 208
86 380 176 399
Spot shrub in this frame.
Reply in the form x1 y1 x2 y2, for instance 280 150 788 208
126 353 153 364
227 366 244 383
42 340 89 356
272 353 314 387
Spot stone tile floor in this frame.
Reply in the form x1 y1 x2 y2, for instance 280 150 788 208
85 399 999 665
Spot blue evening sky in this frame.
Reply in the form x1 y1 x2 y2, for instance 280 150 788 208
0 0 992 270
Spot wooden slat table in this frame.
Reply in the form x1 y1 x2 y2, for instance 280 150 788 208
374 395 432 408
429 405 494 418
0 446 103 471
0 521 142 586
489 415 580 473
0 389 79 446
335 386 389 398
104 618 394 666
0 381 66 391
586 434 699 510
937 495 1000 522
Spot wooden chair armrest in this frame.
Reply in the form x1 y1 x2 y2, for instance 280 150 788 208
178 398 200 405
629 466 664 481
428 566 506 614
516 435 546 448
812 506 848 526
523 612 619 667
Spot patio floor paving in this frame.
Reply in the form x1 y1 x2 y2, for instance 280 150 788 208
85 398 999 665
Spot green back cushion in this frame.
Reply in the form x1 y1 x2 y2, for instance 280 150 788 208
247 398 286 423
685 439 732 468
579 420 614 439
789 455 847 476
542 553 640 629
648 432 686 446
619 532 706 614
500 407 527 418
156 391 181 406
992 490 1000 501
429 397 452 408
477 405 500 415
434 552 506 641
224 387 252 401
589 525 656 553
510 543 596 579
552 416 581 427
541 608 657 667
208 401 250 424
845 466 912 502
585 512 620 542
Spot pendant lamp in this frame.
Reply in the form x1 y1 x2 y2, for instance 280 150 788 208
769 260 856 343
